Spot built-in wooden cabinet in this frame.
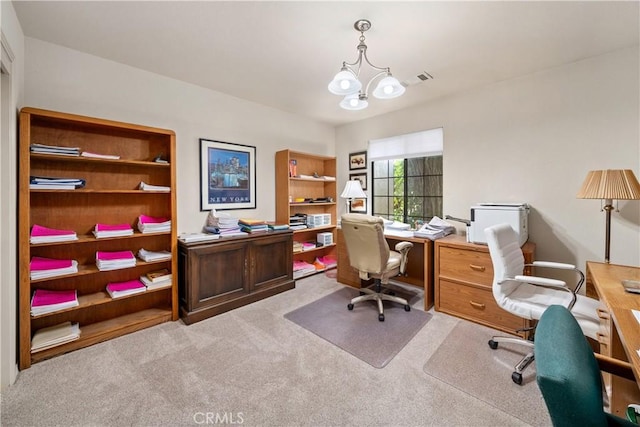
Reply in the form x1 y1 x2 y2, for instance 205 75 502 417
178 231 295 324
275 150 337 278
434 235 535 337
18 107 177 369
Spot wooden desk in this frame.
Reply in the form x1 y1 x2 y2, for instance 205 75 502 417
336 228 434 310
587 261 640 416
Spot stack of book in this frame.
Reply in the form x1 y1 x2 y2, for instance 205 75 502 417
315 255 337 270
96 250 137 271
30 289 79 316
139 269 172 290
293 260 316 279
30 257 78 280
137 248 172 262
31 321 80 353
106 279 146 299
30 224 78 244
137 215 171 233
139 181 170 192
30 143 80 157
29 176 86 190
93 223 134 238
289 214 307 230
239 219 269 234
178 232 220 243
268 223 290 231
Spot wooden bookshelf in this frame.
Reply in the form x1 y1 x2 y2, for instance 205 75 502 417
18 107 178 369
275 150 337 278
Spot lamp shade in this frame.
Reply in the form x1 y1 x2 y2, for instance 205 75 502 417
576 169 640 200
372 75 406 99
328 70 362 96
340 93 368 111
341 180 367 199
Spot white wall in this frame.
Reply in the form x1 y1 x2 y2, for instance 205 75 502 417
23 38 336 233
0 0 24 390
336 47 640 269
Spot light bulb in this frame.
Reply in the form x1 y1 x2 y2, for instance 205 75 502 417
340 80 350 90
349 98 359 107
383 85 393 95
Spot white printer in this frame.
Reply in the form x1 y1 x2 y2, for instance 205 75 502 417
468 203 529 246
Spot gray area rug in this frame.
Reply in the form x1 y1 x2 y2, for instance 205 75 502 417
284 286 431 368
423 320 551 426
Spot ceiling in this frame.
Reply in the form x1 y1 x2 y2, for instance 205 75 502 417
12 1 640 126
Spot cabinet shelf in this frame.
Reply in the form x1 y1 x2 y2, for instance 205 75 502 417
30 308 172 364
30 231 172 247
292 225 335 234
289 202 336 207
19 107 178 369
293 243 336 255
31 153 171 168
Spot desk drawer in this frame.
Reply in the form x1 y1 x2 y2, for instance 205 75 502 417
438 247 494 287
438 279 527 335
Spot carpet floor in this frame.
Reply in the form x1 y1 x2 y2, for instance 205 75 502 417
423 321 551 426
284 287 432 368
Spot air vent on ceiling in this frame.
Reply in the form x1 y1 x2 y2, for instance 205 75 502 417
401 71 434 87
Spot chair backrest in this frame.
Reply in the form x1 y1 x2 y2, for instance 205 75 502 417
341 214 390 276
535 305 608 426
485 224 525 301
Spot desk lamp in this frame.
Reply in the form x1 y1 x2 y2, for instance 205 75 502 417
577 169 640 263
341 180 367 213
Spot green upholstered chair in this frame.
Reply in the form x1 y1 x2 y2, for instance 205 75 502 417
535 305 637 426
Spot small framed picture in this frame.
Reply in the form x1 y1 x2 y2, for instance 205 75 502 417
349 173 367 191
349 151 367 170
349 198 367 213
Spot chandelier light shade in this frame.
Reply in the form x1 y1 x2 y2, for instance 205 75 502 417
328 19 405 110
577 169 640 263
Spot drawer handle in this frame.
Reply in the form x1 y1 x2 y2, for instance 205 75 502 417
469 301 486 310
469 264 485 272
596 331 610 345
596 307 610 320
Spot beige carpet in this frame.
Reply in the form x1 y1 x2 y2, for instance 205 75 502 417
423 321 551 426
284 286 431 368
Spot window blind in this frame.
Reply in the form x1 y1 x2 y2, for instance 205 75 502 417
368 127 443 161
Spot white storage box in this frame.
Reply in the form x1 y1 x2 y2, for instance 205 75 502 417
316 232 333 246
307 214 331 228
468 203 529 246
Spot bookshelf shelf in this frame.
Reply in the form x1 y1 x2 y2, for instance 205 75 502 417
19 107 178 369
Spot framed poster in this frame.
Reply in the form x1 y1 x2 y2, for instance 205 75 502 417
349 151 367 170
349 173 367 191
200 139 256 210
349 198 367 213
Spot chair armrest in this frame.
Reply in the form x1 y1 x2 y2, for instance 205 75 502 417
514 275 568 288
394 241 413 275
530 261 576 270
394 241 413 252
595 353 636 382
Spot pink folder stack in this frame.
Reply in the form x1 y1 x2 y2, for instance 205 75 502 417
96 250 136 271
93 223 134 238
106 279 146 299
30 224 78 244
30 257 79 280
137 215 171 233
30 289 79 316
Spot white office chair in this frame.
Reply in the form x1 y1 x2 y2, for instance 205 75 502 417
341 213 413 321
484 223 602 385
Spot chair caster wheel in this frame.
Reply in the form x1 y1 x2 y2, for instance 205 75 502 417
347 303 354 310
512 371 523 385
404 305 411 312
378 314 385 322
488 339 498 350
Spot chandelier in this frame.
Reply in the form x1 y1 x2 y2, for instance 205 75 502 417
328 19 405 111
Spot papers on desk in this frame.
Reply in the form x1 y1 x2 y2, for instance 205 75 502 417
384 220 414 238
413 216 456 240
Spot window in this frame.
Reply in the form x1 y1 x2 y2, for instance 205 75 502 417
368 128 443 225
372 156 443 224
